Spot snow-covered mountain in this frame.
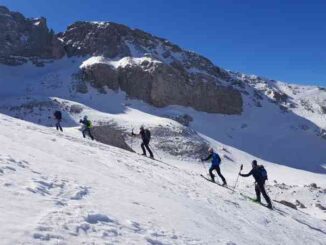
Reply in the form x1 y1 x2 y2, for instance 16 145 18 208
0 5 326 244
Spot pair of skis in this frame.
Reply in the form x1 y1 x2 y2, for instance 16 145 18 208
200 164 243 191
200 174 233 191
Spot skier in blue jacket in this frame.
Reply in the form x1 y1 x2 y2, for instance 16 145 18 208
201 147 227 186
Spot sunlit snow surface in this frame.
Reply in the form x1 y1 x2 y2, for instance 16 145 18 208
0 58 325 244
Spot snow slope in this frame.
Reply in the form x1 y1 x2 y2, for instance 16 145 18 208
0 113 326 245
0 58 325 174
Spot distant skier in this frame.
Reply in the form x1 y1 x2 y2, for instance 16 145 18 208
132 126 154 158
201 147 227 186
240 160 272 209
79 116 94 140
53 110 63 132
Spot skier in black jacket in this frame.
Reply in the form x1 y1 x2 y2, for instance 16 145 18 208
240 160 272 209
132 126 154 158
53 110 63 132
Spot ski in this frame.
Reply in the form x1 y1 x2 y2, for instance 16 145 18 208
239 193 271 209
238 193 284 213
200 174 233 191
137 153 160 162
135 153 179 171
136 153 168 165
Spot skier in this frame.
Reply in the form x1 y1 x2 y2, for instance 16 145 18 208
132 126 154 158
53 110 63 132
240 160 272 209
79 116 94 140
201 147 227 186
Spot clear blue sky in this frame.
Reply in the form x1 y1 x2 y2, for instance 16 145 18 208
1 0 325 86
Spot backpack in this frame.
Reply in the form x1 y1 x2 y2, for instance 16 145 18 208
54 111 62 120
258 165 268 180
144 129 151 141
86 120 92 128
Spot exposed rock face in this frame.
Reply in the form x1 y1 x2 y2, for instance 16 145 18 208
0 6 64 65
279 200 297 210
91 125 134 152
58 22 131 58
61 21 243 114
295 200 306 209
80 60 242 114
273 91 288 103
316 203 326 211
166 114 193 127
79 61 242 114
0 6 243 114
136 125 210 159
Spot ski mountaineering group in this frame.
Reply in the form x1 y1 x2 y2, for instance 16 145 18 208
53 110 273 209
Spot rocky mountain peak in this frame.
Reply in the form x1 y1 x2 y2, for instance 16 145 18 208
0 6 243 114
0 5 64 65
62 21 242 114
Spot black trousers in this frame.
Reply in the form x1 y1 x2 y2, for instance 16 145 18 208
141 141 153 157
82 128 94 140
255 180 272 206
209 165 226 184
55 119 63 132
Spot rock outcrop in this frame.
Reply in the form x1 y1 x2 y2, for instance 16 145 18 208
0 6 64 65
0 6 243 114
63 21 243 114
80 58 242 114
91 125 134 152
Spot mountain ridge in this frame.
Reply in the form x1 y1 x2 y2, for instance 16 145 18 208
0 5 325 173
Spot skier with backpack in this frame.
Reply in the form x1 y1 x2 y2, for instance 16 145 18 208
132 126 154 158
53 110 63 132
79 116 94 140
240 160 272 209
201 147 227 186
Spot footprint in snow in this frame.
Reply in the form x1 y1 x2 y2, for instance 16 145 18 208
70 186 89 200
32 207 192 244
85 213 115 224
26 177 90 204
146 238 167 245
4 182 13 187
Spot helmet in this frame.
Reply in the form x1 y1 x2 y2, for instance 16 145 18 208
208 147 214 153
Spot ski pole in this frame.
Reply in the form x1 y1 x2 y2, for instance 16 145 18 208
200 159 207 172
233 164 243 192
